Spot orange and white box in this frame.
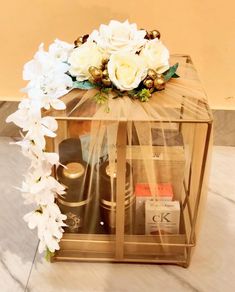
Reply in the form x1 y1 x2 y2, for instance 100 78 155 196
135 183 174 234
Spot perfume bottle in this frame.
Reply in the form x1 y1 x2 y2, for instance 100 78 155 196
99 161 135 234
56 138 91 233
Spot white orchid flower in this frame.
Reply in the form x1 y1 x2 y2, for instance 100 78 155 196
38 234 60 253
6 99 41 130
7 38 73 253
24 208 45 229
22 189 54 206
25 72 72 109
20 170 65 205
23 43 73 109
23 43 70 81
30 152 60 173
21 167 60 193
24 116 58 149
24 204 67 234
14 138 42 161
24 204 67 253
13 137 61 174
48 39 74 62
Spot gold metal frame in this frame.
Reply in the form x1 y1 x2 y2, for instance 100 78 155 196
45 55 213 268
48 117 212 268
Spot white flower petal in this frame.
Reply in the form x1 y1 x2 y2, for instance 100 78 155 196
31 179 46 194
44 152 59 165
38 240 46 253
41 117 58 132
50 98 66 110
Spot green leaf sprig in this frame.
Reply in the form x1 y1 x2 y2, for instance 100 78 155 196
93 87 111 112
163 63 179 81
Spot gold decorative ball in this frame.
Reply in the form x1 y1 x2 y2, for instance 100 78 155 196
88 66 97 76
154 75 165 90
151 30 161 39
93 69 103 80
143 78 154 89
89 66 103 80
74 35 89 46
102 69 109 78
74 39 83 47
147 69 157 80
88 77 95 84
144 32 149 39
78 36 83 43
157 73 164 79
102 78 112 87
82 34 89 43
148 31 153 39
102 58 109 65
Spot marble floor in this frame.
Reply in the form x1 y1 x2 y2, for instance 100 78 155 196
0 137 235 292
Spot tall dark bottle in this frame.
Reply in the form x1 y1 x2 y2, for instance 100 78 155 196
99 161 135 234
56 138 91 233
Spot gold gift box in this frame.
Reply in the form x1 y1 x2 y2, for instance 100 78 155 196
44 55 213 267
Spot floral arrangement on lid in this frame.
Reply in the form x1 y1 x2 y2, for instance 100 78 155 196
70 20 179 103
6 20 179 258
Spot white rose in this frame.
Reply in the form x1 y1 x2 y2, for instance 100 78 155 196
108 52 147 91
141 39 170 73
68 42 103 81
88 20 146 56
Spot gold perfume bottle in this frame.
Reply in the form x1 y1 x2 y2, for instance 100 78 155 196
99 161 135 234
56 138 91 233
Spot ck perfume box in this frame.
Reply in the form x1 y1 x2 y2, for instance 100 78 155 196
145 200 180 235
135 183 173 234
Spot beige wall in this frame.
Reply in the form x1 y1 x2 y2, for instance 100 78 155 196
0 0 234 109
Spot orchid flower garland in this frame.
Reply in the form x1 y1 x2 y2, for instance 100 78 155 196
6 20 179 254
6 40 74 254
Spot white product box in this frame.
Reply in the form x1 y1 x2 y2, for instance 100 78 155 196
135 183 174 234
145 200 180 235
